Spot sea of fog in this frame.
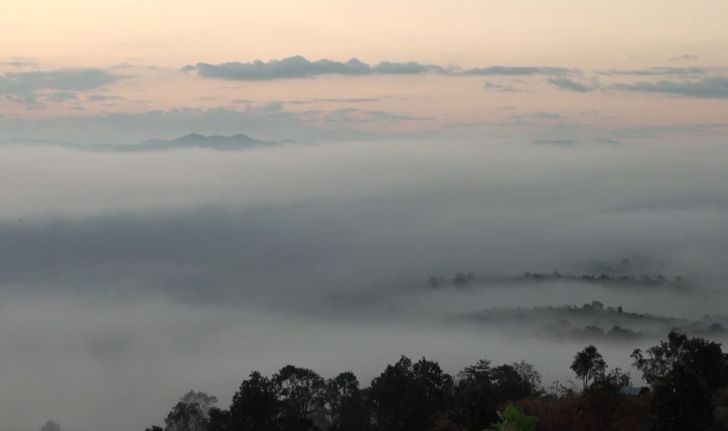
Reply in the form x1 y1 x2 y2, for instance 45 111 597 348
0 138 726 431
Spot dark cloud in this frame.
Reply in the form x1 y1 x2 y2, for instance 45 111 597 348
547 77 596 92
183 56 575 80
372 61 446 74
183 56 372 80
613 76 728 98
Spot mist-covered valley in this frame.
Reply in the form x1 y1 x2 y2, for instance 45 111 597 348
1 137 727 431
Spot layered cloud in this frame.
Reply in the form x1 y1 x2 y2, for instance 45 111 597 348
613 76 728 99
180 56 728 100
465 66 573 76
182 56 449 80
547 77 597 92
595 67 711 76
0 68 119 93
0 68 121 106
545 67 728 98
183 55 573 80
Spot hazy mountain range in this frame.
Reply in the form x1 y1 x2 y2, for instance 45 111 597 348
1 133 294 152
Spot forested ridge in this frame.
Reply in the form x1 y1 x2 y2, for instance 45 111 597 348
127 331 728 431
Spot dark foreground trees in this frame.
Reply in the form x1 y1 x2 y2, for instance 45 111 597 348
367 356 453 431
632 330 728 431
229 371 280 431
324 371 368 431
144 332 728 431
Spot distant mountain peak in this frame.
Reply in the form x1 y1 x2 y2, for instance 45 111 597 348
176 132 206 140
136 132 275 151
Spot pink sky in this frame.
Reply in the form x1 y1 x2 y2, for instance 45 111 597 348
1 0 727 141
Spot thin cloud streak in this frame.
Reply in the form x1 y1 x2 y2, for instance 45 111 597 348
613 76 728 99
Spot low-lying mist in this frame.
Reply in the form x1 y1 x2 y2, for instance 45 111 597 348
0 138 726 431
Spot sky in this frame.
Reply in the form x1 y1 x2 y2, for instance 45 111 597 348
1 0 728 144
2 2 728 431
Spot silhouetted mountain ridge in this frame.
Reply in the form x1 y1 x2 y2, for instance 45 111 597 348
1 133 292 152
137 132 274 150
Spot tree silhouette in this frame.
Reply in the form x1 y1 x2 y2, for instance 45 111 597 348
40 422 62 431
632 331 728 431
325 371 369 431
491 362 543 403
274 365 327 431
650 364 714 431
631 330 728 390
133 335 728 431
229 371 280 431
368 356 453 431
452 359 499 431
570 345 606 391
164 391 218 431
207 408 232 431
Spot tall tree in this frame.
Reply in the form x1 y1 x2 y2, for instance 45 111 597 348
164 391 218 431
491 362 543 402
632 331 728 431
229 371 281 431
650 364 714 431
165 403 208 431
570 345 606 391
631 330 728 390
451 359 498 431
274 365 327 431
368 356 453 431
324 371 369 431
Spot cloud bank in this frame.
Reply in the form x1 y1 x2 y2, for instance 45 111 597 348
0 68 121 106
547 77 597 92
465 66 573 76
0 68 119 93
595 67 711 76
183 56 574 80
613 76 728 98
